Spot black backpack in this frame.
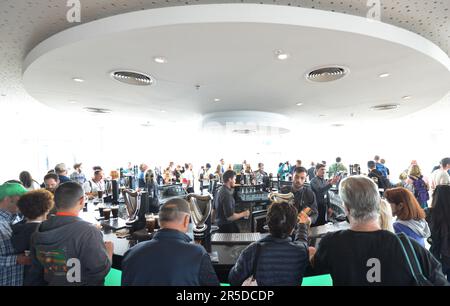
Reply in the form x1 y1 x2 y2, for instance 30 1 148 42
395 233 434 286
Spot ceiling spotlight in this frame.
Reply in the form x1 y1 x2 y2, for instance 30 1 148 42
68 100 77 104
72 77 84 82
153 56 168 64
378 73 390 78
402 96 412 100
274 50 289 60
160 110 167 113
214 98 221 102
296 102 303 106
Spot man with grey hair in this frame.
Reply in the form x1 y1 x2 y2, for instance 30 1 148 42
54 163 71 184
309 176 448 285
121 198 219 286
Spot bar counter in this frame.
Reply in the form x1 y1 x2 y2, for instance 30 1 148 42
79 201 349 283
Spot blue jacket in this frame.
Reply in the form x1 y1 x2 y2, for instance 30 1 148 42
394 222 426 248
228 224 309 286
375 163 388 178
121 229 219 286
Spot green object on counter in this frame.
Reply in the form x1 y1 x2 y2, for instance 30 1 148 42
301 274 333 286
105 268 122 286
104 268 332 286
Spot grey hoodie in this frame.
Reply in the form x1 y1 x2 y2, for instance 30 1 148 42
24 215 111 286
396 219 431 238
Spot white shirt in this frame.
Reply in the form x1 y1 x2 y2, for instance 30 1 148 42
87 179 106 193
431 169 450 190
26 181 41 191
182 170 194 188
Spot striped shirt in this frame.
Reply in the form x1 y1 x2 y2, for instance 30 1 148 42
0 210 23 286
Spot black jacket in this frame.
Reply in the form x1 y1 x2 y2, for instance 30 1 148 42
121 229 219 286
11 222 40 253
280 185 318 224
228 224 309 286
427 209 450 267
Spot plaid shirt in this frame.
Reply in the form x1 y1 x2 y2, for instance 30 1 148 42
70 171 87 184
0 210 23 286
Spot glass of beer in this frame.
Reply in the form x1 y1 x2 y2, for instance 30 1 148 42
103 206 111 220
98 204 105 218
97 190 104 199
111 205 119 219
145 213 156 233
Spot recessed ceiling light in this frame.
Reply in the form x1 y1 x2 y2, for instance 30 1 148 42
379 73 390 78
274 50 289 60
72 77 84 82
296 102 303 106
331 123 344 127
153 56 167 64
160 110 167 113
402 96 412 100
318 114 327 117
69 100 77 104
214 98 221 102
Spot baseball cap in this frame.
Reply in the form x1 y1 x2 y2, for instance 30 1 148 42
0 183 28 202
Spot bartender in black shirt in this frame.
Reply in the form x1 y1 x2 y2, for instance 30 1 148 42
310 164 340 226
281 167 318 224
213 170 250 233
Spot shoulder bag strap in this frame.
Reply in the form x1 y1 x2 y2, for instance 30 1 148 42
395 233 421 283
251 243 263 279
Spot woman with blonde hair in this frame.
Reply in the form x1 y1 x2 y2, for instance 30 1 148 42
214 164 223 183
407 164 430 209
379 199 394 232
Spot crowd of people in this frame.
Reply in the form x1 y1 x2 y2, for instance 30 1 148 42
0 156 449 286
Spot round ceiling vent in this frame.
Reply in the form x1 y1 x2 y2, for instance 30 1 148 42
111 71 154 86
370 104 400 111
84 107 112 114
306 66 348 82
232 129 257 135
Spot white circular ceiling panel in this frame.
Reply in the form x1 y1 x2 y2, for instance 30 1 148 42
22 4 450 127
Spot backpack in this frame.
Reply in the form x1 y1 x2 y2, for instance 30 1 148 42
395 233 434 286
411 176 430 204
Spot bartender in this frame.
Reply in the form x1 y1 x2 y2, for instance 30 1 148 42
254 163 268 185
281 167 318 224
214 170 250 233
310 163 340 226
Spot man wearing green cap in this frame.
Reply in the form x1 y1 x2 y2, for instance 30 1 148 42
0 182 30 286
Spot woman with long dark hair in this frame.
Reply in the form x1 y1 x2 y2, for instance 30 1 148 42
429 185 450 282
19 171 40 191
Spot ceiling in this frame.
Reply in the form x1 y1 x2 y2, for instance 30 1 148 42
1 0 450 130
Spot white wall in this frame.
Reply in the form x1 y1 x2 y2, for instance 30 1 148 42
1 94 449 184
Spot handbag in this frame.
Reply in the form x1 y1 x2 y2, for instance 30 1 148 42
242 243 262 286
395 233 434 286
